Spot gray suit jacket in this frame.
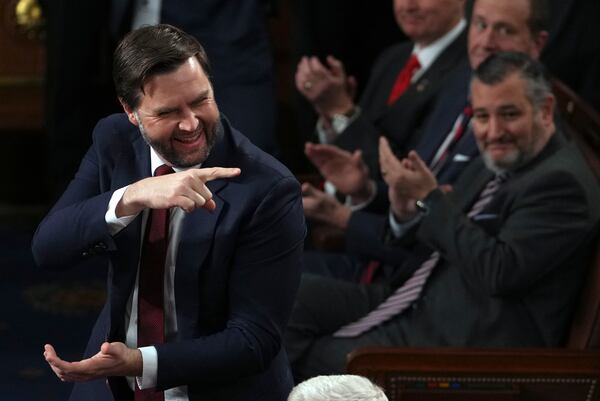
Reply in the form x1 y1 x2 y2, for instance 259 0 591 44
347 134 600 347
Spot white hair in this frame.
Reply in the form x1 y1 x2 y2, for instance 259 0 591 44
288 375 388 401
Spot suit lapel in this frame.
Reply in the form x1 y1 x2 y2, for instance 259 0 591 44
173 120 231 334
375 29 467 125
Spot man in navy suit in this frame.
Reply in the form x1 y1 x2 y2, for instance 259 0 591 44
32 24 305 401
295 0 469 175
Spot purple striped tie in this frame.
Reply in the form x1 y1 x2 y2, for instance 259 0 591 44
333 173 509 338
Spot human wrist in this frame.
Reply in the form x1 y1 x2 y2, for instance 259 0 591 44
329 102 355 118
116 184 144 217
391 206 419 223
348 179 375 205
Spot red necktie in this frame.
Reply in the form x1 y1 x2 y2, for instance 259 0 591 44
136 164 173 401
360 260 380 284
387 53 421 105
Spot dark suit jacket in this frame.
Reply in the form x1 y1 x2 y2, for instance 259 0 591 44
413 63 478 185
334 28 468 175
353 134 600 347
32 114 306 401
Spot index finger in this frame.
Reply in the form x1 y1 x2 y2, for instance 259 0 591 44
193 167 241 182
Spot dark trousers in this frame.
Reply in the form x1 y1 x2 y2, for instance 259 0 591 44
286 251 404 381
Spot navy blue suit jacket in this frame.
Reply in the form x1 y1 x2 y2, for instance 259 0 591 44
414 62 478 185
32 114 306 401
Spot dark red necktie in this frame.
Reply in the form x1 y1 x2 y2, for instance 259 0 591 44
135 164 173 401
387 53 421 105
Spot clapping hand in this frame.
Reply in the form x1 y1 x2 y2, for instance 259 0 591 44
295 55 356 118
304 142 373 202
379 137 438 221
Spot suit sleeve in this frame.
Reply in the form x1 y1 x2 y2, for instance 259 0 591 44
31 125 116 270
154 176 306 389
417 169 595 297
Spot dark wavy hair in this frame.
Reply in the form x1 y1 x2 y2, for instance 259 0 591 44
113 24 211 109
473 51 551 108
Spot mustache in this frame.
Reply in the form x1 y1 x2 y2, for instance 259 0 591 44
484 136 513 146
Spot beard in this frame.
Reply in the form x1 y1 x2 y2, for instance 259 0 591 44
135 112 219 168
480 121 546 174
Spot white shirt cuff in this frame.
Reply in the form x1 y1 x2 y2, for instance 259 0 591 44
389 210 423 238
345 180 377 212
105 186 139 235
136 346 158 389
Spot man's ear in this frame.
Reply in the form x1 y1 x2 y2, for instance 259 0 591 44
540 93 555 128
119 97 139 126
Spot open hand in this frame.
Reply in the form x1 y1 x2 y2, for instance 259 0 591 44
44 342 142 382
304 142 371 199
295 55 355 117
379 137 438 218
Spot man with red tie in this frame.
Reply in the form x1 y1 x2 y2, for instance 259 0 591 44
33 24 305 401
295 0 469 175
285 51 600 382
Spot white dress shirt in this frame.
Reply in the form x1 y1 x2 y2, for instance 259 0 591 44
105 148 198 401
317 18 467 143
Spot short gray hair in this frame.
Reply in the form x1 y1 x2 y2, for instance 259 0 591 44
472 51 551 109
288 375 389 401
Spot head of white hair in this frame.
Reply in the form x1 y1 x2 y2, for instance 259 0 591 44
288 375 388 401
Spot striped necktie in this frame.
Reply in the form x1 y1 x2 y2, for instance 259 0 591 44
333 173 509 338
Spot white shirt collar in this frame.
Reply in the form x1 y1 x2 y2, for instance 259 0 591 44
149 147 201 175
412 18 467 81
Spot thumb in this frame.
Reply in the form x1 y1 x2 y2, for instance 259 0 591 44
407 151 429 173
352 149 363 164
327 55 345 76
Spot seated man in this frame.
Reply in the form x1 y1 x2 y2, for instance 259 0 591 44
296 0 468 174
301 0 551 236
285 52 600 380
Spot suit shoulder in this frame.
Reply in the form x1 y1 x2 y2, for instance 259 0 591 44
91 113 139 145
374 41 413 68
227 126 300 191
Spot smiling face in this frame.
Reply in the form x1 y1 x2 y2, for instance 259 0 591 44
393 0 464 46
471 72 554 172
122 56 220 168
468 0 546 69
